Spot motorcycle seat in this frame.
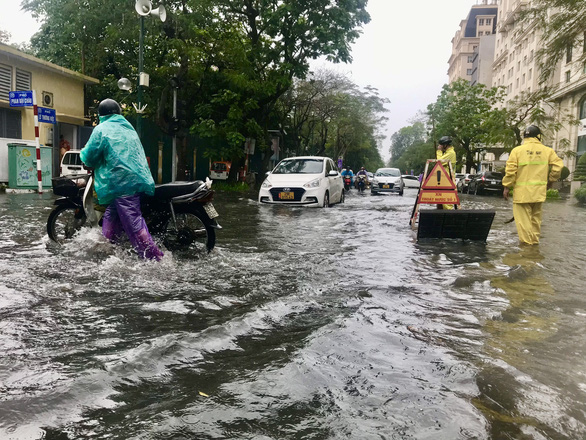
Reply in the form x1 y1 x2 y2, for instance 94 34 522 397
154 181 204 199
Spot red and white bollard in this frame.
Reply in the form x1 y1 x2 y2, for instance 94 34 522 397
32 91 43 194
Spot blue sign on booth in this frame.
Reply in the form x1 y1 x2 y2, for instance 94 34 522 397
9 90 33 107
38 107 56 124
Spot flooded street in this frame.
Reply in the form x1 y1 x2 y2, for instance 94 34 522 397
1 187 585 439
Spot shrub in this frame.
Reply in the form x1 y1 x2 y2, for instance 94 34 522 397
546 188 561 200
574 187 586 204
574 155 586 181
560 166 570 181
212 181 250 192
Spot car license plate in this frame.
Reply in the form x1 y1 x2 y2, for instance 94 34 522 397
491 181 496 185
382 184 390 189
204 203 219 219
279 192 294 200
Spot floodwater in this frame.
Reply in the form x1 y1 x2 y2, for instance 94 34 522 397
0 187 585 440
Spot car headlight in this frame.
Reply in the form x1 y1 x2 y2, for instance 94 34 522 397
372 179 378 185
261 179 272 189
303 178 321 188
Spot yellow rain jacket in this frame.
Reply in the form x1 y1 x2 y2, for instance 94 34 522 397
502 138 563 203
436 146 456 174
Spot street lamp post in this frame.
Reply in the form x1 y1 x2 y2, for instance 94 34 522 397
134 0 166 140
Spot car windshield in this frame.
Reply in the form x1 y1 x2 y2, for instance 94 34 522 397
273 158 324 174
486 172 503 179
375 169 401 177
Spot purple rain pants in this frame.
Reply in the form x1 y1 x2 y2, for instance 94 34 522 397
102 194 164 261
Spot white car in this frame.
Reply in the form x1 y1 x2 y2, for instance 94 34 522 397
401 174 421 188
60 150 89 176
371 168 404 195
258 156 344 207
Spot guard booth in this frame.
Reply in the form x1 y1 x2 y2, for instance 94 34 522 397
410 159 495 241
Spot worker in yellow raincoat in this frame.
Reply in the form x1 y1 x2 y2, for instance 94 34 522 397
502 125 563 245
436 136 457 209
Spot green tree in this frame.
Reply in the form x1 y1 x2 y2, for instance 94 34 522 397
0 29 10 44
22 0 371 179
391 139 433 176
493 87 579 155
389 121 426 163
427 79 505 173
275 69 387 172
521 0 586 82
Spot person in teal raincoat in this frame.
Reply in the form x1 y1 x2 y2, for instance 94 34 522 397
80 98 163 261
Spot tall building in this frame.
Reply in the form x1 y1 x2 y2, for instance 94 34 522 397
492 0 541 96
448 0 498 86
493 0 586 191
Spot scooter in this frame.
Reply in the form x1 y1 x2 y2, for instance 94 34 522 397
47 173 220 253
355 174 367 192
343 175 352 191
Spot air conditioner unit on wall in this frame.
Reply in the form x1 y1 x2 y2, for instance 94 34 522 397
42 91 53 108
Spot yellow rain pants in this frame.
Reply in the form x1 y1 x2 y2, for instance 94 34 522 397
512 202 543 245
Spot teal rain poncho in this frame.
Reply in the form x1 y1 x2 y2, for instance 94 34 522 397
80 114 155 205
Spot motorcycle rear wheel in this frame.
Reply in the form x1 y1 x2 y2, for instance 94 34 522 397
47 205 87 244
162 207 215 254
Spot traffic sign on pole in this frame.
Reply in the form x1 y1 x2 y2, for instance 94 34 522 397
38 107 57 124
9 91 34 107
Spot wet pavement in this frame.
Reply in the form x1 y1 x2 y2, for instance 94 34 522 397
0 187 585 439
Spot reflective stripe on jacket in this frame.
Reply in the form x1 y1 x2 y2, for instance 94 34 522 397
502 137 563 203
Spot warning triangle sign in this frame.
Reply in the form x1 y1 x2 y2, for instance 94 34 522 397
421 161 456 190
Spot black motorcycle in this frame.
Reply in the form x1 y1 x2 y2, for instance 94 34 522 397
47 174 220 253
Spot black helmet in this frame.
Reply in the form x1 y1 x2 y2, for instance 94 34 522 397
98 98 121 116
438 136 452 146
523 125 541 139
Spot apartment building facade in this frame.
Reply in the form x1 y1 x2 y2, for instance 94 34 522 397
448 0 498 86
493 0 586 191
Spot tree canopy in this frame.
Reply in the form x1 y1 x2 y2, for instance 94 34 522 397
21 0 371 174
275 69 386 172
521 0 586 82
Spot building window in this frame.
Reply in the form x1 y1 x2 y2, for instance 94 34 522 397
467 69 473 75
0 107 22 139
566 71 571 83
486 18 492 25
15 69 31 91
578 98 586 155
468 56 474 63
567 45 573 63
522 73 526 84
0 64 12 101
529 69 532 80
479 18 485 25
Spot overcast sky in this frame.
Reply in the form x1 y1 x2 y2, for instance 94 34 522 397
1 0 480 160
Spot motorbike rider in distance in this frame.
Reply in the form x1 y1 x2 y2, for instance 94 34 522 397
340 166 354 191
341 166 354 181
355 167 369 189
80 98 164 261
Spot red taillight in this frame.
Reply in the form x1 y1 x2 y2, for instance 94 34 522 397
481 176 486 181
